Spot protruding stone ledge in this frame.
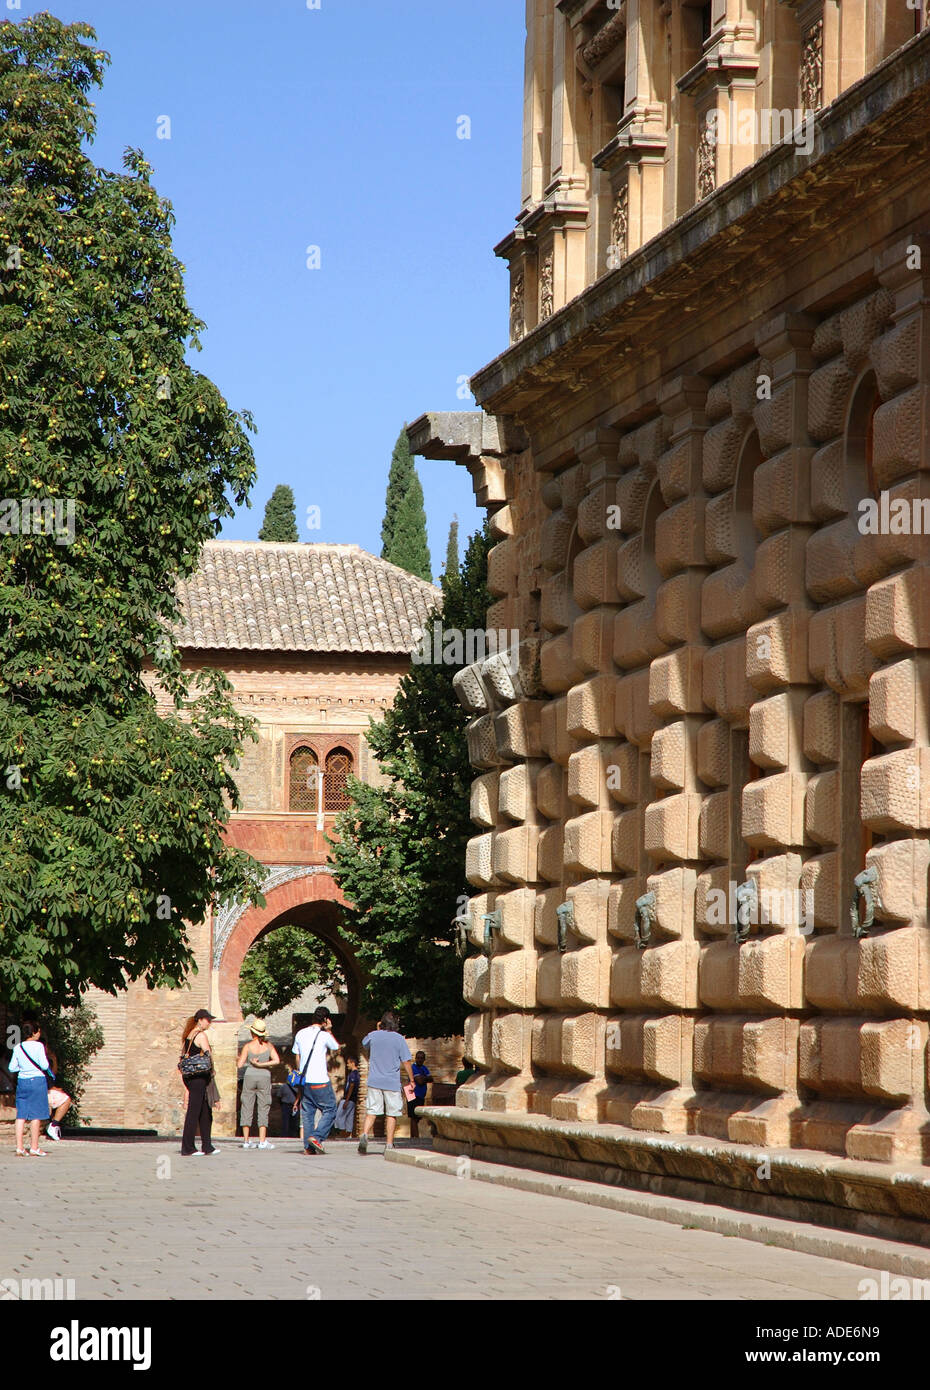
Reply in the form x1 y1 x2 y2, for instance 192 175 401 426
419 1105 930 1246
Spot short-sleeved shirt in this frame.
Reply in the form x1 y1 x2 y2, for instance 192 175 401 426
362 1030 411 1093
293 1026 339 1083
411 1064 431 1101
343 1068 360 1102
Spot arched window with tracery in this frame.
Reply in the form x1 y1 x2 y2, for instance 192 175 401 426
324 748 352 812
289 746 320 812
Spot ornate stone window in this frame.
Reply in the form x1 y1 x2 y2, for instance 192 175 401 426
323 748 353 812
289 745 320 812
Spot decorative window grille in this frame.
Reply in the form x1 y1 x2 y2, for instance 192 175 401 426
289 747 320 812
324 748 352 812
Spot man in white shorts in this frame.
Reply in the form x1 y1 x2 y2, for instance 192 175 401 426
358 1012 415 1154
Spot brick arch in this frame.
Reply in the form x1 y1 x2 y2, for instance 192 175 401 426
217 871 361 1024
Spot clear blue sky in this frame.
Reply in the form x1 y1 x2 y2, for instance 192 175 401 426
28 0 526 577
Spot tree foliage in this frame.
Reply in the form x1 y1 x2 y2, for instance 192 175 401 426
238 924 344 1018
258 483 298 543
0 14 265 1008
380 426 431 581
444 515 458 578
329 525 489 1037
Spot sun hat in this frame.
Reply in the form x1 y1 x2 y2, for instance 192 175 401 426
249 1019 268 1038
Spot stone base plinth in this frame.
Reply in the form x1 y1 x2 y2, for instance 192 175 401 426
419 1106 930 1248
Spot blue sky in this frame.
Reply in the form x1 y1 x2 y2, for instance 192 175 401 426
24 0 526 577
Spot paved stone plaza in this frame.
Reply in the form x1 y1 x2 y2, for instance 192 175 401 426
0 1138 889 1300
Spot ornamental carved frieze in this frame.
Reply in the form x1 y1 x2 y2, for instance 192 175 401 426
580 5 627 68
608 184 628 266
212 863 334 967
539 253 554 321
510 270 525 342
697 122 716 200
800 19 824 113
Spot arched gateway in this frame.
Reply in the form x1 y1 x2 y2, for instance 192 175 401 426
80 540 438 1135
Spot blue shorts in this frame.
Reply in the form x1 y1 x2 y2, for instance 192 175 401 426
16 1076 50 1121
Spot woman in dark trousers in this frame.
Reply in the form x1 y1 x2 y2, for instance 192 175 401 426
180 1009 218 1157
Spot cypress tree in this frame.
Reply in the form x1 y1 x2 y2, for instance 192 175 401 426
380 427 414 559
258 484 298 542
389 468 432 582
445 516 459 577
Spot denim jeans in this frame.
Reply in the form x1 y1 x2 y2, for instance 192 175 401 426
301 1081 337 1147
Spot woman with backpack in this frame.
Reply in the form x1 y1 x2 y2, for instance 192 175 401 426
179 1009 219 1157
10 1020 53 1157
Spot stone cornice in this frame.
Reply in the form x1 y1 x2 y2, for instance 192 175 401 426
470 28 930 420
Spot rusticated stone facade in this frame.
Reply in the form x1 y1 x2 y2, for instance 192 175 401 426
410 2 930 1227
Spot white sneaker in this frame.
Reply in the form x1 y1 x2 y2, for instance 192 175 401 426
241 1140 254 1149
47 1123 61 1142
257 1140 275 1150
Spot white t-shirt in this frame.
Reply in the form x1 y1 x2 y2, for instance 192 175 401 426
10 1041 50 1079
293 1025 338 1083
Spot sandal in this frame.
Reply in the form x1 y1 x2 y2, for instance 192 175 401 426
28 1148 48 1157
15 1149 26 1156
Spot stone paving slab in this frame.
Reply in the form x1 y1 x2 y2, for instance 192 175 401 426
0 1137 891 1301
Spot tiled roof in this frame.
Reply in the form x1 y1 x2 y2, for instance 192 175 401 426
174 540 439 654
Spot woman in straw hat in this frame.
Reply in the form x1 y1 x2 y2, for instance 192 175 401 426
237 1020 279 1150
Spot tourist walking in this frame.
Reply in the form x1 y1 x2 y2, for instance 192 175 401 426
407 1050 431 1139
333 1054 359 1137
179 1009 219 1157
293 1006 340 1156
358 1012 415 1155
238 1020 279 1149
9 1020 52 1157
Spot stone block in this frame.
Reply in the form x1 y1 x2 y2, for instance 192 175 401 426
573 537 621 609
742 771 807 849
701 636 755 724
564 810 614 874
696 864 735 935
753 448 815 534
869 315 920 399
605 741 639 804
809 595 877 697
703 415 746 494
611 941 700 1009
607 877 641 941
861 748 930 832
567 674 616 737
611 809 639 872
463 954 490 1007
649 645 706 716
470 771 499 828
465 832 497 889
807 359 856 442
492 824 540 884
644 791 702 860
698 789 729 861
649 865 697 940
865 567 930 660
496 886 537 949
498 764 530 822
571 608 615 674
487 538 516 598
535 761 566 820
702 559 766 640
867 839 930 926
540 696 577 766
541 631 586 694
693 1016 797 1093
656 569 703 646
699 936 805 1011
810 439 845 520
754 379 795 455
537 944 611 1009
466 893 491 950
803 689 840 765
466 714 500 770
495 701 545 760
535 886 562 948
840 288 893 371
655 497 705 575
616 668 663 746
606 1014 691 1085
746 609 810 691
868 658 920 745
577 480 614 543
491 1012 532 1074
755 528 807 610
746 851 808 929
566 877 610 942
657 437 694 502
540 570 573 633
531 1013 602 1077
872 385 925 488
536 824 564 883
749 690 803 770
805 768 839 846
541 509 575 572
567 743 605 808
800 851 840 931
650 720 690 791
613 597 667 669
490 951 536 1009
464 1012 490 1070
800 1017 918 1103
704 490 737 565
697 717 730 787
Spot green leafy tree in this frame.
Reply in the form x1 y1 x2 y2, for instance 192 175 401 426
380 426 431 580
329 525 490 1037
444 515 459 577
0 14 265 1008
258 483 298 543
239 924 344 1017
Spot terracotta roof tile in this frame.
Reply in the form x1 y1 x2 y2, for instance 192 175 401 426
175 540 439 654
